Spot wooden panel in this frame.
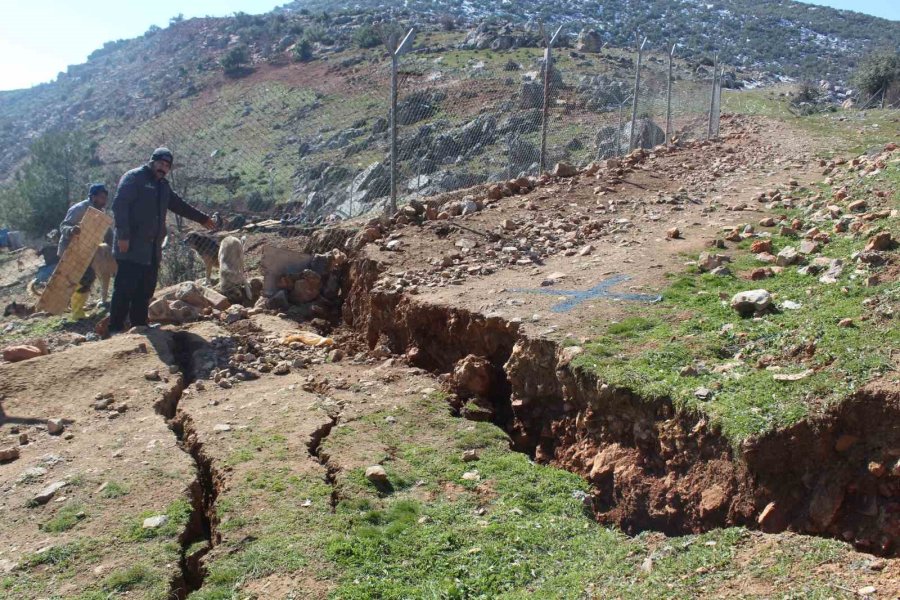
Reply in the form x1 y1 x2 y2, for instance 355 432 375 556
36 207 113 315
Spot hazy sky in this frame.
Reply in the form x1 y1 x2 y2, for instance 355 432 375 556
0 0 897 91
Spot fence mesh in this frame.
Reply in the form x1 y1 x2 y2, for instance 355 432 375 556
1 28 719 312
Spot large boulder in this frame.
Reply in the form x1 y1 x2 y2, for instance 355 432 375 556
576 29 604 53
730 289 773 317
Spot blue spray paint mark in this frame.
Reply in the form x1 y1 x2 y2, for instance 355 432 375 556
511 274 662 313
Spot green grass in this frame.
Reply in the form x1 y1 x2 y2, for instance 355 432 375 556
101 480 129 499
573 158 900 443
723 87 900 157
41 502 87 533
124 498 193 541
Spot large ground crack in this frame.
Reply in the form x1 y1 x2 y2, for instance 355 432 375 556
341 258 900 557
308 412 341 511
153 331 222 598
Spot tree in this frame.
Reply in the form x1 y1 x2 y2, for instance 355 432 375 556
0 130 100 236
853 51 900 104
221 45 251 76
293 39 314 63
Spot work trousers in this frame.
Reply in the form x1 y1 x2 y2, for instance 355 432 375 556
109 258 159 333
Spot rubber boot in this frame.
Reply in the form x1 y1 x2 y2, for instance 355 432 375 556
70 291 89 320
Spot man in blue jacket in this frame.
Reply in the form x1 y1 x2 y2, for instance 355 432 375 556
57 183 112 319
109 147 215 334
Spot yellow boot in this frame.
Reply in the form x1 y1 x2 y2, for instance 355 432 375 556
70 291 89 320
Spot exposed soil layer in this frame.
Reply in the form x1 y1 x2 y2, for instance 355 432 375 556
344 255 900 556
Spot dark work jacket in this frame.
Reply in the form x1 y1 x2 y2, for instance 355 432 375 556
111 164 209 266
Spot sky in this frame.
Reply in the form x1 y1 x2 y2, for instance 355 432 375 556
0 0 284 91
0 0 898 91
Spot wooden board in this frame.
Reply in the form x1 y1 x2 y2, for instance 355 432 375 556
36 207 113 315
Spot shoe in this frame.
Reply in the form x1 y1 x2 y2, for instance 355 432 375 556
69 291 89 320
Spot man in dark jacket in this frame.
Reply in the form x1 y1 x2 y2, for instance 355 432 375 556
109 147 215 334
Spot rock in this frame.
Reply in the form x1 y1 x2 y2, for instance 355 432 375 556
576 29 604 52
757 501 787 532
2 344 46 363
865 232 894 251
699 484 727 518
552 162 578 178
578 245 595 256
848 199 867 212
750 267 774 280
541 272 567 287
47 419 65 435
773 369 813 382
213 424 232 432
857 586 876 597
144 369 161 381
818 260 844 284
365 465 388 483
32 481 67 505
290 270 322 304
838 318 854 328
666 227 681 239
142 515 169 529
462 449 480 462
798 241 818 255
776 247 799 267
868 462 886 477
679 365 698 377
0 447 20 462
328 349 344 363
698 253 730 272
750 240 772 254
452 355 493 398
808 477 844 530
730 290 772 317
758 217 776 227
273 362 291 375
461 471 480 481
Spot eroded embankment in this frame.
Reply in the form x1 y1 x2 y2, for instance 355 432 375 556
343 255 900 556
153 332 225 598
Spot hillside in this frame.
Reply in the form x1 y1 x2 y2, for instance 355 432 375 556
0 0 897 225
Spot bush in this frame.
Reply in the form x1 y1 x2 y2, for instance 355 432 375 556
293 39 314 63
853 50 900 101
353 25 382 49
221 45 250 75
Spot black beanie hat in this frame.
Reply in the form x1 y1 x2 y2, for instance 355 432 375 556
151 147 174 164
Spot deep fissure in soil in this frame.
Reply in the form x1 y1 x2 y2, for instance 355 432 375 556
308 414 341 510
342 257 900 556
155 331 223 598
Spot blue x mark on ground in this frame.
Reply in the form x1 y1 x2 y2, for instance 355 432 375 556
511 274 662 313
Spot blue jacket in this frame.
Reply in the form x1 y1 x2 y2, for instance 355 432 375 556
111 164 209 265
57 198 113 257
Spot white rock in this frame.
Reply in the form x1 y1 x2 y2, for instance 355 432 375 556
142 515 169 529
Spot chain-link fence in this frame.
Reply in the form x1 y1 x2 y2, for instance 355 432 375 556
1 26 723 313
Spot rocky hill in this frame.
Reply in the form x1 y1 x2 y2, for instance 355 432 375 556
0 0 896 223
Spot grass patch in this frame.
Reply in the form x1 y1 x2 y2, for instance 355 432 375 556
41 502 87 533
101 480 129 499
124 498 193 541
574 158 900 443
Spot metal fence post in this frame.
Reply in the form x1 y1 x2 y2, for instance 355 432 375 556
615 99 625 157
707 54 718 140
539 25 563 174
386 27 415 216
389 51 399 215
665 44 675 145
629 35 647 152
